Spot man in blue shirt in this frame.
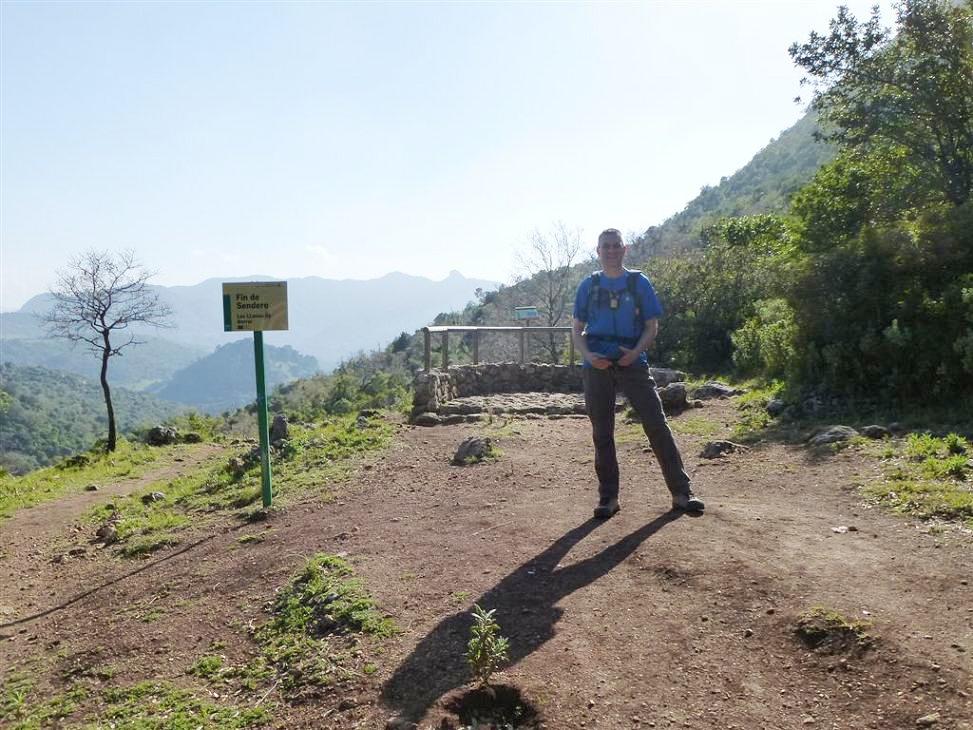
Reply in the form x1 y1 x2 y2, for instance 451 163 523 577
572 228 704 518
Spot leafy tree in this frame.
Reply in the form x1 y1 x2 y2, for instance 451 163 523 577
790 0 973 205
44 250 172 451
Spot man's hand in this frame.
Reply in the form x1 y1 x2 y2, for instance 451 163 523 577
617 346 640 367
586 352 613 370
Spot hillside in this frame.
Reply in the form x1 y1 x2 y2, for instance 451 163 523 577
0 363 184 474
150 338 320 414
631 111 834 257
0 336 204 390
391 111 835 357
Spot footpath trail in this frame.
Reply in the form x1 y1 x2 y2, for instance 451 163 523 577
0 403 971 729
0 444 225 624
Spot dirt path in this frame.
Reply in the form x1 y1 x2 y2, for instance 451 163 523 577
1 406 971 729
0 443 224 623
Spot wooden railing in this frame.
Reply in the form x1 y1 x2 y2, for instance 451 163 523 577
422 325 574 371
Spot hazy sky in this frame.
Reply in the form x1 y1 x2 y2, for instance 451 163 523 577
0 0 889 311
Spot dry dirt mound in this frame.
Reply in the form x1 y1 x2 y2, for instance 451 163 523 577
1 405 971 729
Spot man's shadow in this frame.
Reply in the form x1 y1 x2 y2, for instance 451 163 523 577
381 510 683 722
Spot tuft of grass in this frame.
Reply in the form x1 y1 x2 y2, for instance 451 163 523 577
905 432 946 460
237 533 268 545
795 607 873 654
261 554 396 640
0 439 164 519
188 655 226 680
86 416 393 558
670 415 724 438
1 673 34 723
235 553 397 695
99 681 268 728
730 382 784 441
861 432 972 526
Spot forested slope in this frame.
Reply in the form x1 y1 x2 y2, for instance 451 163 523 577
0 364 184 474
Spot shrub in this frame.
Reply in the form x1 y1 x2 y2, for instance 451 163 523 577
467 604 510 687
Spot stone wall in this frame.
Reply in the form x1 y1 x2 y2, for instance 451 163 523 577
411 363 686 416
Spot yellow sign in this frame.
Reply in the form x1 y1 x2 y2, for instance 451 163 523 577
222 281 289 331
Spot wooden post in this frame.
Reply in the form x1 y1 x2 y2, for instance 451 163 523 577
441 331 449 369
519 328 526 363
569 332 575 365
472 330 480 365
423 328 431 372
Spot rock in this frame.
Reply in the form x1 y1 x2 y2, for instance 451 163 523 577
452 436 496 465
270 414 289 442
649 367 687 387
692 381 742 399
861 425 891 439
84 484 99 492
181 432 203 444
808 425 859 447
145 426 179 446
412 412 441 427
766 398 787 417
916 713 941 727
60 454 90 469
889 422 908 435
700 440 748 459
141 491 166 504
96 523 119 545
658 383 689 414
227 457 246 477
68 547 86 556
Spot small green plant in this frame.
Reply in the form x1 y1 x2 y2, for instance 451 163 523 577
237 553 397 695
237 533 267 545
99 682 266 728
944 432 969 455
906 432 945 460
189 655 225 680
466 604 510 687
730 381 784 440
862 429 973 526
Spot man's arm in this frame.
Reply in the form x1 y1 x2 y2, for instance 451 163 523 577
573 317 612 370
618 318 659 367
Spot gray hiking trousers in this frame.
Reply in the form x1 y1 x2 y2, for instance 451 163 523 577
583 364 692 500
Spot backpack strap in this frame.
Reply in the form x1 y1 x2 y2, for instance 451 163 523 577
584 272 601 321
627 271 642 328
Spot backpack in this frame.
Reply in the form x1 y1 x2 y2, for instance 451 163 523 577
585 271 643 334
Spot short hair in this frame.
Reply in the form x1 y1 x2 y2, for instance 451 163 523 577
597 228 623 246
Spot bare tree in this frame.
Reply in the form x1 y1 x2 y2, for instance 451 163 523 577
515 223 584 362
44 250 172 452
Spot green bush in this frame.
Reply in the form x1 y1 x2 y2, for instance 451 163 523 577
731 298 798 378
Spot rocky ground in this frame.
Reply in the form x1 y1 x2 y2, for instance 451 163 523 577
1 401 971 729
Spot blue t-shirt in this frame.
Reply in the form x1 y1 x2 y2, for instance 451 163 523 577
573 270 663 367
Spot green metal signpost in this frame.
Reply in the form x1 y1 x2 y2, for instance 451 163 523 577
222 282 289 508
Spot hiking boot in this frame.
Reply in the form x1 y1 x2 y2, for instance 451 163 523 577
593 496 620 519
671 490 705 512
